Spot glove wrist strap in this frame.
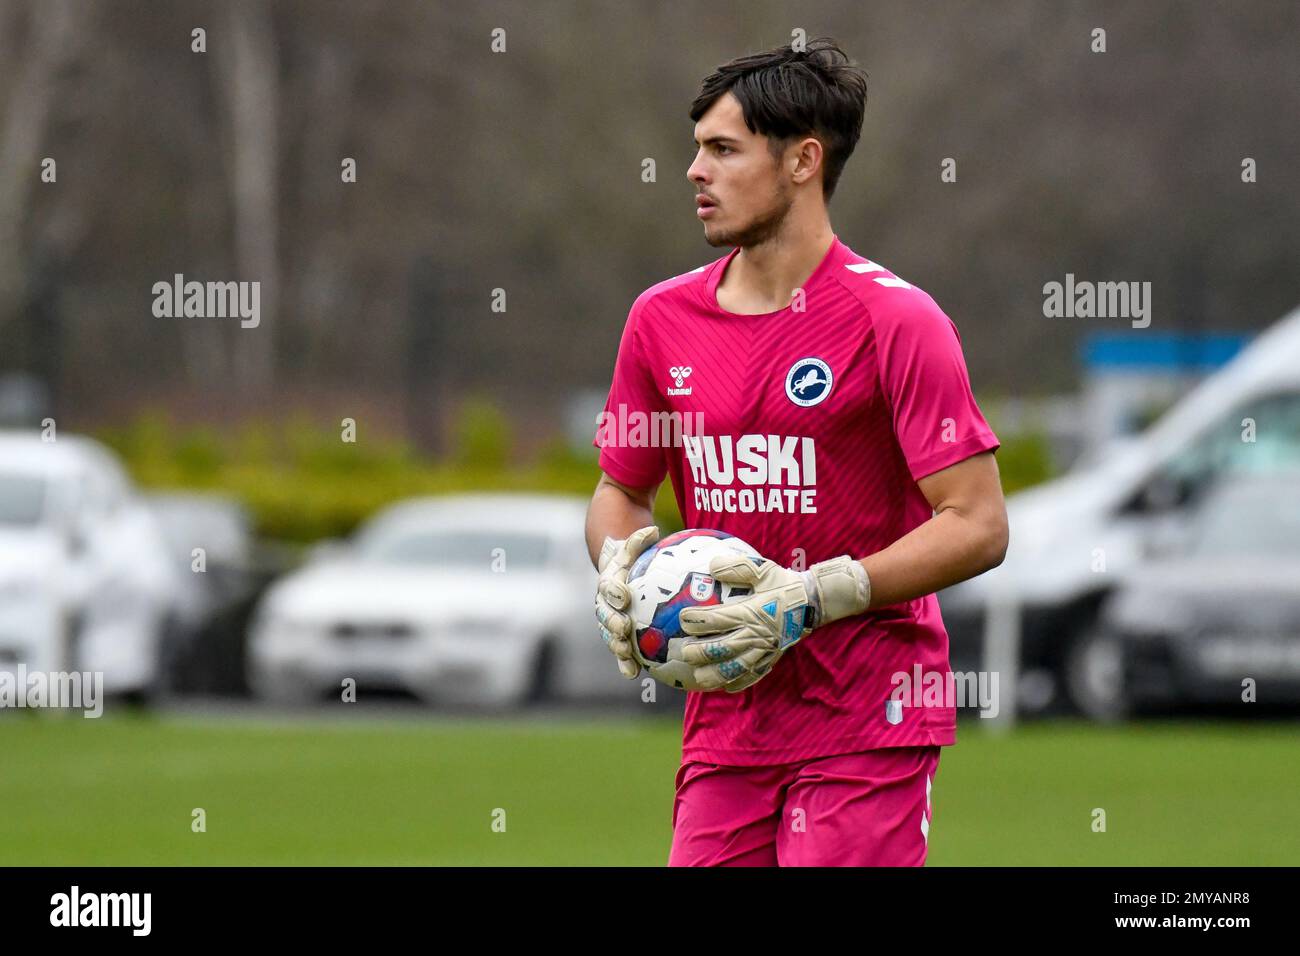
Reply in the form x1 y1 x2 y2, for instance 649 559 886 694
597 536 619 573
801 556 871 627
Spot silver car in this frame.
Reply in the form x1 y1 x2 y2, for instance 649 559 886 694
247 493 631 707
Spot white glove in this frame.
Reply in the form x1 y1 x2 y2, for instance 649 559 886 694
595 526 660 679
678 553 871 692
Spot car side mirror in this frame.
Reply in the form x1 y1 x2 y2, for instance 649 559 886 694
1138 472 1195 513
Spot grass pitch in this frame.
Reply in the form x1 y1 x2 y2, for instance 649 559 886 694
1 710 1295 865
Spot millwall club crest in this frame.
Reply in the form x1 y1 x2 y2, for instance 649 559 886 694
689 573 714 601
785 357 832 407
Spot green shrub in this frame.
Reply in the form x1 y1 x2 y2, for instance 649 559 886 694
452 397 512 469
992 430 1055 496
98 400 1055 544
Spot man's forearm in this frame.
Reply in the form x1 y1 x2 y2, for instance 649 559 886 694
858 507 1006 610
585 483 656 568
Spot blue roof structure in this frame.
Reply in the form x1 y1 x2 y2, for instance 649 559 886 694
1082 333 1252 371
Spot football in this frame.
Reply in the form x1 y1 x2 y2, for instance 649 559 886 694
626 528 760 690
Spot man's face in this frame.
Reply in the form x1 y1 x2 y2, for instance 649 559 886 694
688 92 794 248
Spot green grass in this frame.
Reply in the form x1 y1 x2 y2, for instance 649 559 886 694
1 713 1295 865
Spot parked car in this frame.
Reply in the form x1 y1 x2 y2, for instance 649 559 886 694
0 430 181 697
1069 474 1300 719
247 493 631 707
941 302 1300 715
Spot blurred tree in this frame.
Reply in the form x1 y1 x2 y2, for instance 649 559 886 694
0 0 1294 436
0 0 89 348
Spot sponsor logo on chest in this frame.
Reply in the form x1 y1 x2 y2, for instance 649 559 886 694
665 356 837 516
683 433 818 515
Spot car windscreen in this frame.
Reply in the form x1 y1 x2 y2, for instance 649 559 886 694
0 473 47 526
356 527 550 568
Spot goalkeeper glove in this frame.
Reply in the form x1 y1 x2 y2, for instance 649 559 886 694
595 525 660 679
677 553 871 692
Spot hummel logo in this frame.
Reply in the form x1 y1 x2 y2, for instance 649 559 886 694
668 365 693 396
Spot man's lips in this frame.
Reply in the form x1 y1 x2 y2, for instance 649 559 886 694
696 195 717 208
696 195 718 218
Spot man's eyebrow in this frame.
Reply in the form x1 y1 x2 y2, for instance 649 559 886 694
692 134 741 146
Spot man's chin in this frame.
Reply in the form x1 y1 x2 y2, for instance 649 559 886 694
701 209 787 249
701 224 734 247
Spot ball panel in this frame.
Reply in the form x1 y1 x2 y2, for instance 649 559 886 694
637 572 723 663
624 529 760 688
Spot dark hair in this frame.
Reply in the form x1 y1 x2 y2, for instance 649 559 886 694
689 37 868 202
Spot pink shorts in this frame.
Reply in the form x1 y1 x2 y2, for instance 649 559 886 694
668 746 940 867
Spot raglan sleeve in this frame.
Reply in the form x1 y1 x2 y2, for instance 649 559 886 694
875 291 1001 482
591 293 670 490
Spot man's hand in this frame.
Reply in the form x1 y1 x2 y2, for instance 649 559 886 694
677 553 871 692
595 525 660 679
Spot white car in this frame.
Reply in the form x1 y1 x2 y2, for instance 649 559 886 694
247 494 629 707
943 301 1300 714
0 431 180 696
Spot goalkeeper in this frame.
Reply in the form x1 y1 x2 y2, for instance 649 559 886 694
586 38 1008 867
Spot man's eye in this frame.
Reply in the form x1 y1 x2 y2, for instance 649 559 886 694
716 145 732 155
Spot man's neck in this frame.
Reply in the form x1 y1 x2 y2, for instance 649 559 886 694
718 222 836 315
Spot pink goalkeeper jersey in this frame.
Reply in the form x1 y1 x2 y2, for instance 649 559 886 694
593 235 1000 765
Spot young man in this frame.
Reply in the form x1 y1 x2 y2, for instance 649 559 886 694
585 38 1009 866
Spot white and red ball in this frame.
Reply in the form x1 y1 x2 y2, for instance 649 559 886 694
627 529 759 690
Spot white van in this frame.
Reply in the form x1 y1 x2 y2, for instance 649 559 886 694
942 303 1300 715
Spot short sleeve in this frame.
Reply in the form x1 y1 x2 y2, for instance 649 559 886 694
591 295 670 489
874 293 1000 482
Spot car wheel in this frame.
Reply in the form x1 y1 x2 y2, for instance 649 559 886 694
525 639 558 705
1065 626 1130 722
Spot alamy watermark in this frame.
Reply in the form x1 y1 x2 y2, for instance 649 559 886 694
50 886 150 936
1043 273 1151 328
890 665 1000 718
152 274 260 328
0 666 103 718
594 402 704 450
